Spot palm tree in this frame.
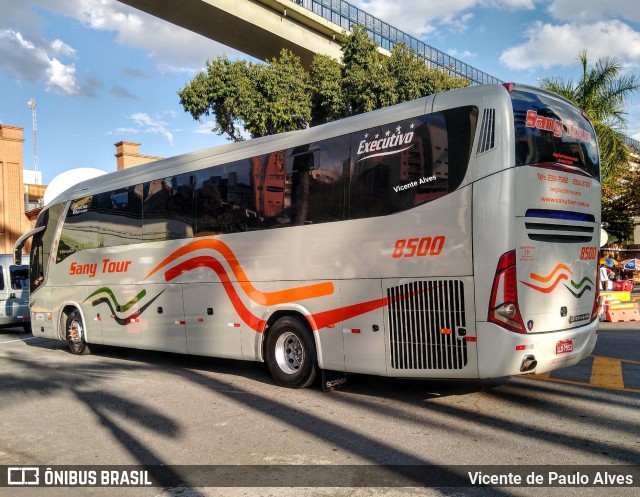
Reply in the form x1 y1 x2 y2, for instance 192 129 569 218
539 51 640 180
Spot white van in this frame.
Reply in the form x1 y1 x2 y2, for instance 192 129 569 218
0 254 30 332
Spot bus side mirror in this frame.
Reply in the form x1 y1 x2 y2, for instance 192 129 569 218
14 249 22 266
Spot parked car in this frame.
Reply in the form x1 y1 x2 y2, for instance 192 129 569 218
0 254 30 332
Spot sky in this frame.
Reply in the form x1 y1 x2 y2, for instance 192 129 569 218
1 0 639 185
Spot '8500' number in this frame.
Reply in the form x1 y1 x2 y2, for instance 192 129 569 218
392 236 445 258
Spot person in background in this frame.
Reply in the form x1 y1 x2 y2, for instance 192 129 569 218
607 268 615 291
599 263 609 291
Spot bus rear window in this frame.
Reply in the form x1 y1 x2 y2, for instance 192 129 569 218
511 90 599 181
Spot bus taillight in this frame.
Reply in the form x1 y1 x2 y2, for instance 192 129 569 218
488 250 526 333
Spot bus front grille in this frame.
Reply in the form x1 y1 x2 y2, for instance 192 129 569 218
387 280 467 370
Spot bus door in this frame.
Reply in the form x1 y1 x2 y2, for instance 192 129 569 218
341 279 387 375
184 283 243 359
140 284 187 354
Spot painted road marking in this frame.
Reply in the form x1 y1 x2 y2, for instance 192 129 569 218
532 355 640 393
590 356 625 389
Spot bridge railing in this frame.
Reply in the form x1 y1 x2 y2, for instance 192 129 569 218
624 135 640 150
294 0 501 85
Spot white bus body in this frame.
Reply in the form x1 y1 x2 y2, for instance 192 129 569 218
16 84 600 388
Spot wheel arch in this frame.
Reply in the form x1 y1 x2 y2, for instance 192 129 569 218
261 307 325 368
58 302 91 343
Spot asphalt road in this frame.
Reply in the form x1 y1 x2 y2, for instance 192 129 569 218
0 322 638 497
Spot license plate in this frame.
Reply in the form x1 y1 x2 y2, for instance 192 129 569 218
556 339 574 355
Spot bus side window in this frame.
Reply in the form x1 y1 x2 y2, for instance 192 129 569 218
301 136 348 224
57 196 101 262
195 160 258 236
291 149 314 226
164 174 196 239
349 117 432 219
0 266 4 290
255 150 289 228
349 109 475 220
99 186 143 246
143 176 195 241
263 137 348 229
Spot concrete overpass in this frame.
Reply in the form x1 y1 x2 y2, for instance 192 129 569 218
117 0 501 83
117 0 346 67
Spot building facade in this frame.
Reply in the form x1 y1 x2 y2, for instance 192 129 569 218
0 125 32 254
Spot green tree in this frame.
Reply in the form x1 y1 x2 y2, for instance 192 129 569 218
178 57 253 142
339 24 396 115
601 165 640 243
248 49 311 137
308 53 344 126
178 49 310 140
538 51 640 180
385 42 468 103
178 24 469 141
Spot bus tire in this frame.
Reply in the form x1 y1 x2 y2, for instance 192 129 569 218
265 316 317 389
65 309 92 355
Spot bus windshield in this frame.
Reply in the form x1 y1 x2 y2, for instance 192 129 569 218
511 89 599 181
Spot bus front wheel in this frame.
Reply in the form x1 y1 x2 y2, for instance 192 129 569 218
65 309 92 355
266 316 317 389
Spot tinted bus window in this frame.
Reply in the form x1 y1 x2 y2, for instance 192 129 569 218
36 202 65 285
165 174 196 238
143 175 195 241
195 160 259 235
98 185 143 247
57 196 102 262
262 137 349 229
252 150 288 228
512 90 599 180
349 107 476 219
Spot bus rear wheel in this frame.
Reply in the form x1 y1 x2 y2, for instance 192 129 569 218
65 309 92 355
266 316 317 389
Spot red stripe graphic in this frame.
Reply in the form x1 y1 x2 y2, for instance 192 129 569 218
308 287 428 331
166 257 267 332
146 239 334 305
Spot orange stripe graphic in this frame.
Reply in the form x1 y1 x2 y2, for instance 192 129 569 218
147 239 334 305
528 264 572 283
522 264 573 294
522 273 569 293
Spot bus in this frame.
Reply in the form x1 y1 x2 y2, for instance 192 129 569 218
15 83 601 388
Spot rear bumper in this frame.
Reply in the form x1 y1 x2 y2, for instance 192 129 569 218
476 319 598 378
